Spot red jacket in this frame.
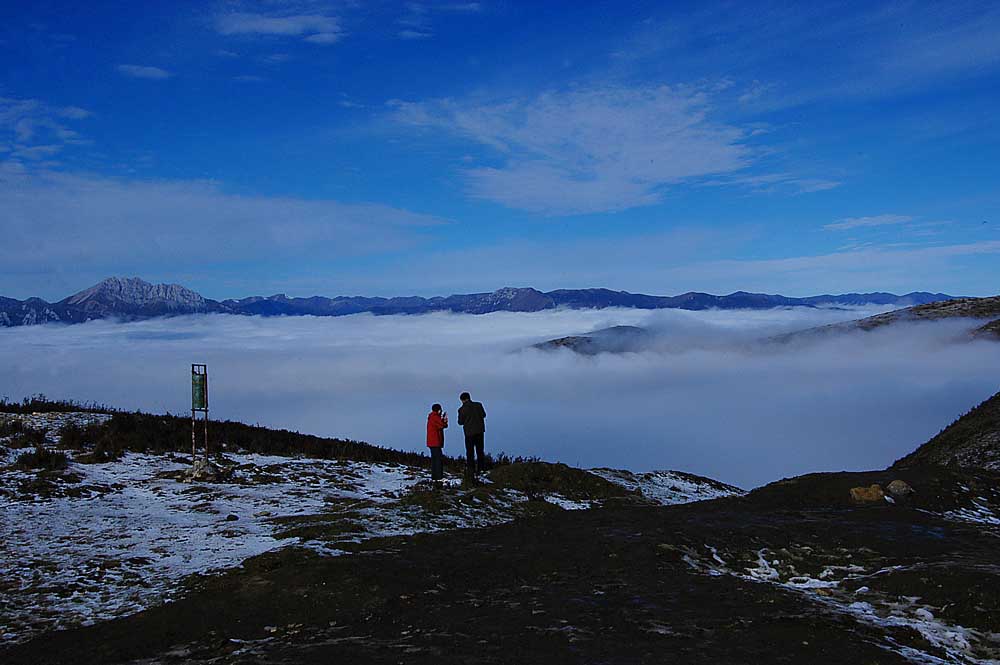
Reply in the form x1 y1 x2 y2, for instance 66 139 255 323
426 411 448 448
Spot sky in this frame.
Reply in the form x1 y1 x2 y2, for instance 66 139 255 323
3 306 999 488
2 0 999 301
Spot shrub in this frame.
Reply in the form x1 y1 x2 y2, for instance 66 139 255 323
0 418 25 438
487 451 541 468
80 412 455 469
0 394 115 415
57 422 90 449
16 446 69 471
9 428 47 449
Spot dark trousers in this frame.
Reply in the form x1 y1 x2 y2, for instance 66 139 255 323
465 432 485 476
430 446 443 481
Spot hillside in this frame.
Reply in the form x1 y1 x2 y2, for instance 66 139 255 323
5 396 1000 664
771 295 1000 344
0 277 955 327
0 405 741 647
893 391 1000 470
532 325 657 354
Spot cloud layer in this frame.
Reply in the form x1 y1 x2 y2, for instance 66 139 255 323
3 307 998 489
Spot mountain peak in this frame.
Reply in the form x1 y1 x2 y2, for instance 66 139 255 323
61 277 208 312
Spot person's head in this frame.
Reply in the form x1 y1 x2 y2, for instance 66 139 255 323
460 392 471 402
431 403 442 413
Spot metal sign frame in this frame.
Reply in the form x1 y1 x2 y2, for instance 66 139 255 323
191 364 209 461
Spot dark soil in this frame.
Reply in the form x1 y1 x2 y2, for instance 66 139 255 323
488 461 638 501
4 465 998 665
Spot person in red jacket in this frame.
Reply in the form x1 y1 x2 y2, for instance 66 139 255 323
426 403 448 487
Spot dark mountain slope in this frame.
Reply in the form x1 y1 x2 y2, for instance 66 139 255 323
893 391 1000 471
532 325 657 354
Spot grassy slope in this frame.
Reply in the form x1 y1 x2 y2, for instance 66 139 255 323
769 295 1000 344
893 391 1000 469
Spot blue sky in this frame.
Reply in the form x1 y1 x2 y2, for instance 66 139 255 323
2 0 998 300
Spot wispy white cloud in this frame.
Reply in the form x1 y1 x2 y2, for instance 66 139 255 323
303 32 341 44
215 12 342 44
391 84 753 215
398 29 433 40
737 80 773 105
10 145 62 161
441 2 482 11
117 64 172 80
825 214 913 231
259 53 291 64
360 225 1000 298
0 97 91 162
707 172 841 195
0 164 445 279
394 1 483 41
57 106 92 120
674 240 1000 296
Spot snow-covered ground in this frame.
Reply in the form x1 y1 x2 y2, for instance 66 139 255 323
590 467 744 504
1 411 736 644
677 543 998 664
0 446 427 642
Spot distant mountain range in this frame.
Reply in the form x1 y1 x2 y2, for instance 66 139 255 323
0 277 957 328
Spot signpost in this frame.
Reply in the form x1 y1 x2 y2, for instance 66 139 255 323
191 364 209 461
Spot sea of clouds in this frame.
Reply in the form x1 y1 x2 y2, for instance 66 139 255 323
2 306 999 488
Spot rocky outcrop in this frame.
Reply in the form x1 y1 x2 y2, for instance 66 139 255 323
849 484 885 503
886 479 914 498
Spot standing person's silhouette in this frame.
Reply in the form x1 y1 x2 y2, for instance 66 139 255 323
457 392 487 482
426 403 448 489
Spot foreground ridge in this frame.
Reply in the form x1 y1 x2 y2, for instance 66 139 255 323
2 390 1000 663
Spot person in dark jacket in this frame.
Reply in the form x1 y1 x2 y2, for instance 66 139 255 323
457 392 487 481
426 404 448 488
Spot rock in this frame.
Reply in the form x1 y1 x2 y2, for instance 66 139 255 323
184 458 224 483
225 514 239 521
849 484 885 503
886 480 914 498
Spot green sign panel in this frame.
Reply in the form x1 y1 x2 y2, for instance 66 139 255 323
192 373 207 410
